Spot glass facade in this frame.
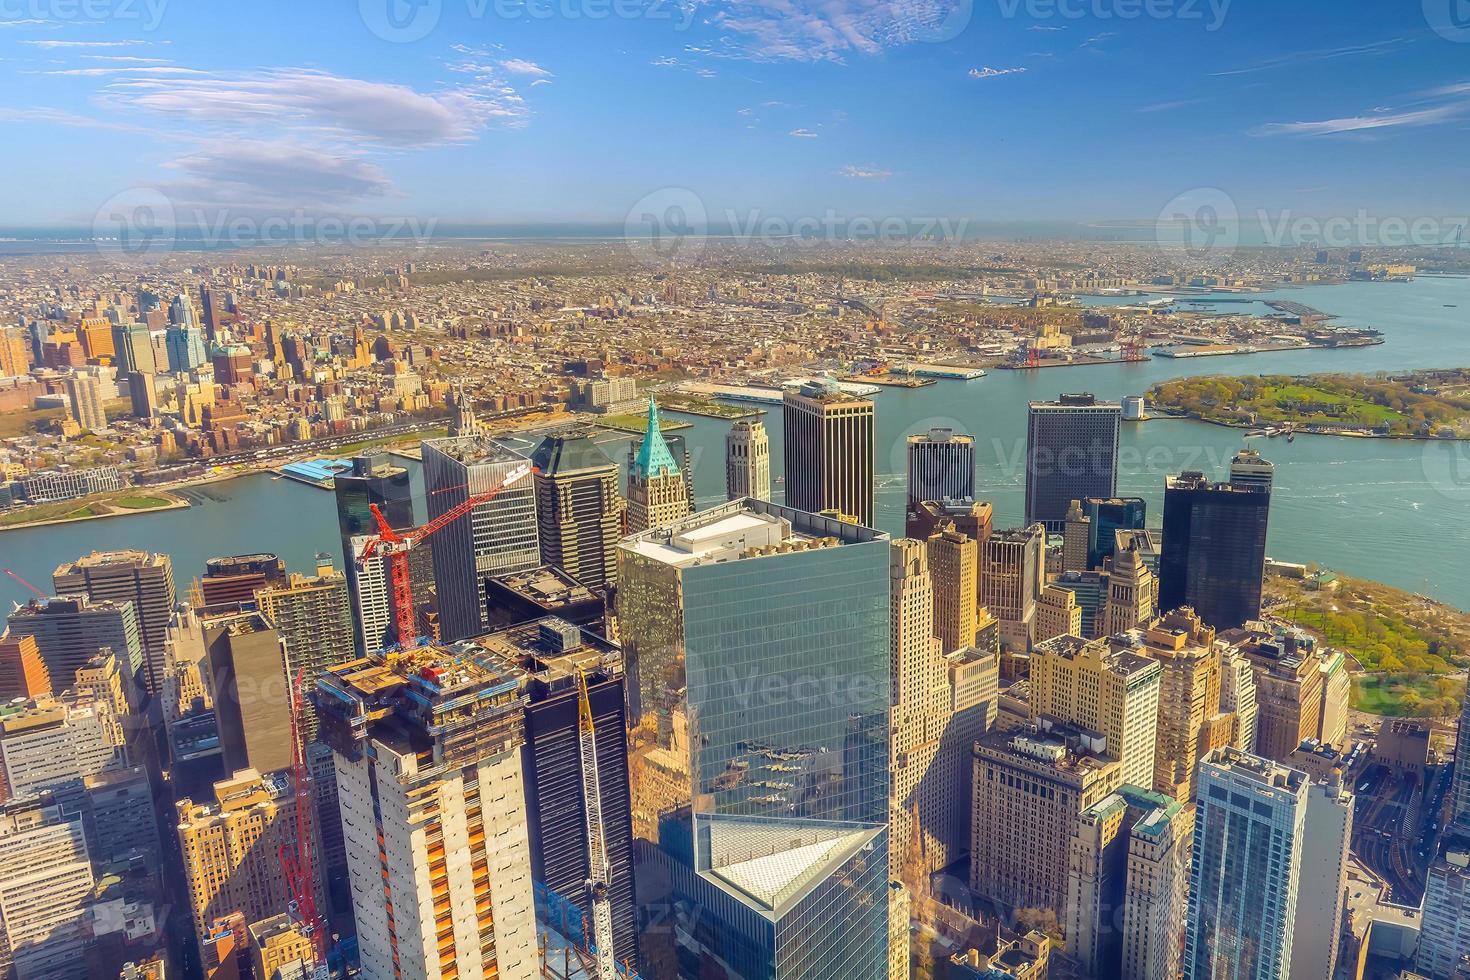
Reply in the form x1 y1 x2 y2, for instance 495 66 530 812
1160 475 1271 630
1083 496 1146 570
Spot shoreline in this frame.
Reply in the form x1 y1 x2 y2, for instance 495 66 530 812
1147 409 1470 442
0 491 191 533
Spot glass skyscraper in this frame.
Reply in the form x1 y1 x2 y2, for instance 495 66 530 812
1025 393 1121 533
1184 748 1308 980
1160 471 1271 630
619 499 891 980
1082 496 1146 571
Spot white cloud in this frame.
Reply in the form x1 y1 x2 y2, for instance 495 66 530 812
21 39 152 48
968 66 1026 79
162 139 395 210
1255 103 1467 136
0 106 155 133
500 58 551 76
692 0 972 63
789 127 820 138
838 164 891 178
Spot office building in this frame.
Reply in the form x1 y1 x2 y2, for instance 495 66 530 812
783 380 876 527
1025 394 1121 532
0 696 126 799
5 595 144 693
474 618 639 966
1083 497 1147 571
248 915 316 980
1230 448 1275 492
1050 569 1110 640
626 400 692 535
905 497 993 547
1102 538 1156 636
1289 774 1353 980
0 804 95 980
1452 688 1470 828
1119 791 1193 980
1418 830 1470 980
726 418 772 502
65 373 107 433
176 769 310 959
970 719 1128 916
888 540 946 880
530 430 622 588
981 524 1046 652
0 634 51 701
617 500 891 979
1065 784 1188 978
1184 748 1309 979
315 644 540 980
906 427 975 509
111 323 156 376
485 565 607 633
1160 471 1271 629
422 434 540 642
1037 582 1083 642
941 647 1000 868
1062 499 1091 573
165 323 207 373
253 563 352 740
201 607 293 776
927 527 978 655
53 550 176 696
1229 624 1347 762
199 554 287 605
1030 634 1162 789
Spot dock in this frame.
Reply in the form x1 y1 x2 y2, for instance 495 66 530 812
842 375 936 388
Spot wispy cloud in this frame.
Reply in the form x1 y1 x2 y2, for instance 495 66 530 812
969 66 1027 79
789 128 820 138
1138 99 1203 113
0 106 156 134
499 58 551 76
1080 31 1117 50
1212 36 1414 76
838 164 891 179
21 39 155 48
1255 102 1467 137
163 139 395 210
689 0 971 63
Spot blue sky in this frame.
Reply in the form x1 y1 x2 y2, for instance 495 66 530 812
1 0 1467 229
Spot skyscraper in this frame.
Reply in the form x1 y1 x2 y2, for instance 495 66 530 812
1083 496 1147 571
0 634 51 701
783 380 876 526
53 550 176 696
1418 829 1470 980
625 400 692 534
111 323 156 376
1102 536 1155 636
1160 471 1271 629
201 607 293 776
315 643 540 980
253 563 353 740
618 500 891 979
906 427 975 510
980 524 1046 652
530 430 622 588
422 434 540 642
165 323 207 373
1130 608 1231 801
64 373 107 433
1452 686 1470 828
1289 773 1352 980
199 553 287 605
0 804 94 980
1025 394 1121 533
1230 448 1275 492
726 418 772 502
927 527 978 655
1184 748 1308 979
6 595 144 694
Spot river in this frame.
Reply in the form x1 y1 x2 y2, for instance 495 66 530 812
3 276 1468 610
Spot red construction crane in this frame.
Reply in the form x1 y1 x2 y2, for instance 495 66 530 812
358 462 532 650
279 667 325 967
3 569 47 600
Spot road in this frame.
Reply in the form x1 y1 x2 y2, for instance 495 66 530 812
1351 761 1449 906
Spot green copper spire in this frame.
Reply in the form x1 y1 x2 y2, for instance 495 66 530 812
632 398 679 479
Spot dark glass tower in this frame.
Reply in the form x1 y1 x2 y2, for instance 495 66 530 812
1025 393 1121 533
1159 472 1271 629
1083 496 1147 570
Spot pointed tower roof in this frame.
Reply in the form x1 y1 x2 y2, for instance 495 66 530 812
632 399 679 479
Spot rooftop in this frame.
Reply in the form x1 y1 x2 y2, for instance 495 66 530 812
490 565 598 608
620 497 885 569
422 433 528 466
529 428 615 475
700 815 882 917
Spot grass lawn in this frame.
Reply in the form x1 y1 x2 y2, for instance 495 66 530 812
0 489 179 528
599 413 692 433
115 495 172 510
0 406 64 439
1351 674 1466 717
1257 383 1405 427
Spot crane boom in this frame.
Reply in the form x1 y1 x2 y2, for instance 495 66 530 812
279 668 326 967
356 462 532 649
3 569 47 600
577 670 618 980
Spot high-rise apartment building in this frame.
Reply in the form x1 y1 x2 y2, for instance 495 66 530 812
0 804 95 980
626 400 692 535
199 554 287 605
253 563 352 740
907 427 975 509
1184 748 1309 979
1025 394 1121 533
422 434 539 642
530 430 622 588
783 380 876 527
927 528 978 655
0 634 51 701
177 769 310 960
971 719 1127 916
1119 790 1193 980
65 373 107 433
473 618 639 967
1289 773 1352 980
1453 687 1470 827
1230 448 1275 492
6 595 144 693
1160 471 1271 629
1030 634 1162 789
53 550 176 696
981 524 1046 652
201 607 293 776
617 500 892 979
1418 829 1470 980
726 418 772 502
316 644 540 980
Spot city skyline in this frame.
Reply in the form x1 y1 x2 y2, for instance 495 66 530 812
1 3 1469 228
